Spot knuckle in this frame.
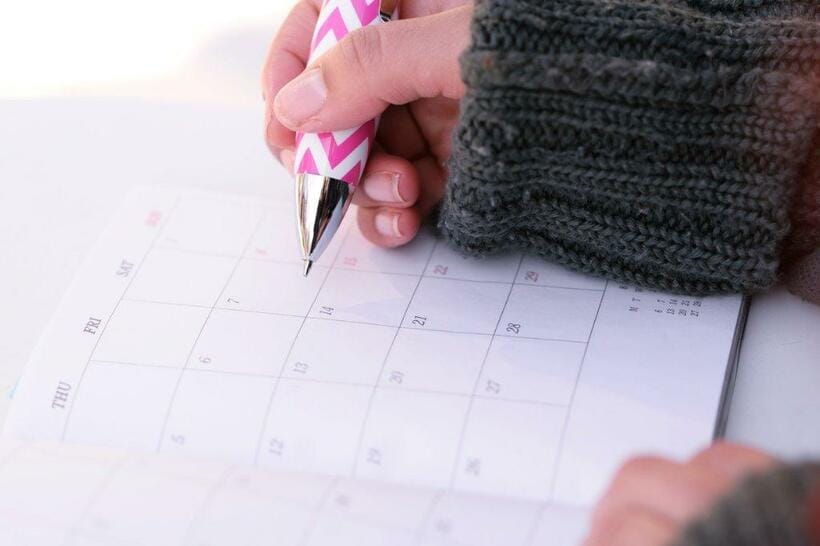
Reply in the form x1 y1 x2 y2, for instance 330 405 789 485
340 27 385 71
617 456 664 479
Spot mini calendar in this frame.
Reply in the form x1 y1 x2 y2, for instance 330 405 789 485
0 188 746 545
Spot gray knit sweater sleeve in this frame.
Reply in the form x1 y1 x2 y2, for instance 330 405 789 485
673 463 820 546
439 0 820 295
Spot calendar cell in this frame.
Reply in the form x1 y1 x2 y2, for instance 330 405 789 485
221 260 328 316
0 444 115 530
244 207 302 263
324 479 435 532
126 249 237 307
160 370 276 464
453 398 566 500
189 309 302 376
380 329 489 395
498 285 602 342
186 495 313 546
335 225 436 275
310 268 418 326
528 505 591 546
158 197 263 256
285 319 395 385
425 245 521 283
478 338 584 405
258 380 372 475
64 362 179 451
79 456 221 543
421 494 540 546
307 514 416 546
356 389 469 488
403 278 510 334
517 256 606 290
93 300 209 367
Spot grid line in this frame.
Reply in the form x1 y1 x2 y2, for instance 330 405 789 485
349 239 440 477
60 198 181 440
446 255 525 488
154 213 266 452
251 227 352 465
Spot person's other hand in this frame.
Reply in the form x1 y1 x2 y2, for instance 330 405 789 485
583 442 776 546
262 0 471 247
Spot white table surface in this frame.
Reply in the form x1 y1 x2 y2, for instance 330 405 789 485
1 98 818 460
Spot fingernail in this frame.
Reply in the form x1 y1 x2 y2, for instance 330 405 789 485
280 149 295 173
363 172 404 203
274 67 327 126
375 211 402 238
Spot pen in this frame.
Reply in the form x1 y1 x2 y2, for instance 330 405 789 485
294 0 398 276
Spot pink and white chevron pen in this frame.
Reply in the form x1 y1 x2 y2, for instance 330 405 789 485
294 0 398 276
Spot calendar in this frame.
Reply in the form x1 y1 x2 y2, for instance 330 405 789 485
0 187 746 545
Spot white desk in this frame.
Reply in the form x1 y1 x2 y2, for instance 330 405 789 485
1 99 818 460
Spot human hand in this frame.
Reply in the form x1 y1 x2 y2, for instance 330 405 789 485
262 0 472 247
583 443 776 546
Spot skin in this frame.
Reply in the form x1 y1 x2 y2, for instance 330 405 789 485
262 0 471 247
583 443 776 546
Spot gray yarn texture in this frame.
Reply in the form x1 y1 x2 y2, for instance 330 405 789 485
439 0 820 295
674 463 820 546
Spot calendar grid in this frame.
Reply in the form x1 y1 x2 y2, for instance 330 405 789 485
299 477 343 546
251 226 353 465
117 298 593 343
545 280 608 501
52 193 630 507
61 456 129 546
447 255 525 488
60 198 181 441
349 238 440 476
85 359 575 410
127 247 605 290
179 466 234 544
153 213 266 452
413 490 444 545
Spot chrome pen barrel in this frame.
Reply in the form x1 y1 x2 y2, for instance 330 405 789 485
295 173 353 275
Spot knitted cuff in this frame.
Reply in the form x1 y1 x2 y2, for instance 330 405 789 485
672 463 820 546
439 0 820 295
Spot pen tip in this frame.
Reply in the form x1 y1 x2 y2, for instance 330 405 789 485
303 260 313 277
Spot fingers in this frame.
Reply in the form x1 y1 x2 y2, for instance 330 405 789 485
583 506 678 546
376 105 428 159
273 5 471 133
690 442 776 481
354 151 420 209
584 444 778 546
592 456 733 525
356 205 422 248
262 0 320 154
354 150 446 248
354 151 424 248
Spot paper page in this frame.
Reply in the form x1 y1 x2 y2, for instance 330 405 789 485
3 187 744 506
0 439 589 546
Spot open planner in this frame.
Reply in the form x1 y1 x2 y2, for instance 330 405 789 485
0 187 747 545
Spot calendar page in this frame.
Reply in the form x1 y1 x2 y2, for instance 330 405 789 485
3 187 745 509
0 439 589 546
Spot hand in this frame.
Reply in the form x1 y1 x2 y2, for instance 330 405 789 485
583 443 776 546
262 0 472 247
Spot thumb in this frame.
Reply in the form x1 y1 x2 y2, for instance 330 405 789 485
273 5 470 132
